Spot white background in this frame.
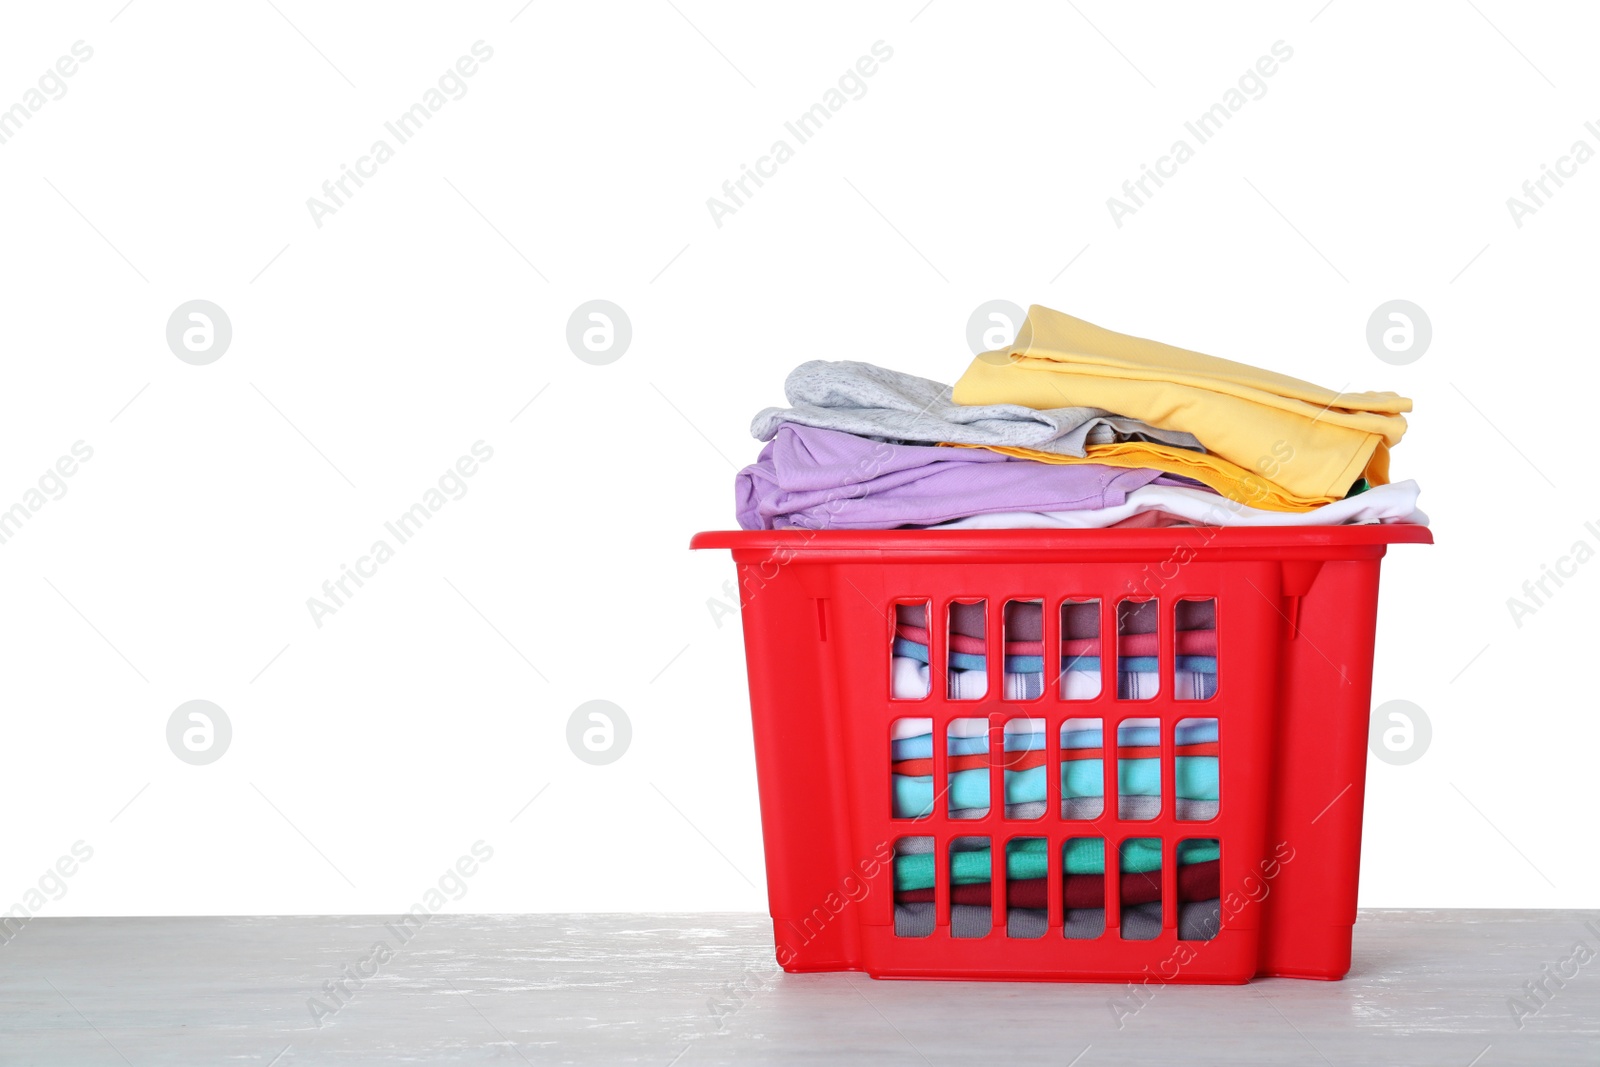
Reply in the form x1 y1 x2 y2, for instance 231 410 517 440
0 0 1593 918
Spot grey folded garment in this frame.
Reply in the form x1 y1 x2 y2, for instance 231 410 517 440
893 899 1222 941
1121 899 1222 941
752 360 1205 456
893 901 991 938
892 835 990 856
948 801 1050 821
1111 796 1219 821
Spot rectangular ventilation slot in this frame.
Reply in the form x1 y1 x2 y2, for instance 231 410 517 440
947 599 987 700
1116 717 1162 821
947 718 989 819
1003 598 1044 700
1176 717 1219 822
1176 597 1218 700
950 837 992 938
1006 836 1047 938
891 836 934 938
890 718 933 820
890 599 931 700
1060 717 1104 820
1062 837 1106 940
1117 599 1159 700
1119 837 1162 940
1059 598 1101 700
1178 838 1223 941
1002 719 1045 821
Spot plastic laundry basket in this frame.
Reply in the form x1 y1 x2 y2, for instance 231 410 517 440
691 525 1430 983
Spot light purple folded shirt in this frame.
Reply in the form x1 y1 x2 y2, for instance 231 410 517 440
735 424 1188 531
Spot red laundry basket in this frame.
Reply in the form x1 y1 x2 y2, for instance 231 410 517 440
691 525 1431 983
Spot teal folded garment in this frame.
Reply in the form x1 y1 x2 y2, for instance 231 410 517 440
893 838 1220 891
1061 759 1104 800
893 757 1219 817
893 765 1043 815
891 721 1218 762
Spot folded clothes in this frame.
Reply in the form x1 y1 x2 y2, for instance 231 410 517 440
893 637 1217 676
1126 670 1217 700
736 424 1189 531
893 625 1219 659
957 439 1353 512
1002 600 1041 639
895 858 1219 908
897 601 990 639
895 626 1007 656
953 438 1369 511
939 796 1217 820
889 627 1209 659
751 359 1206 456
889 718 996 742
1072 630 1217 657
899 599 1216 640
1004 673 1044 700
894 742 1218 777
1124 898 1222 941
891 656 933 700
893 899 1222 940
893 750 1048 776
890 767 1013 814
952 304 1410 501
1066 795 1219 820
888 720 1218 758
1093 597 1214 635
892 657 1044 700
1094 721 1219 747
934 479 1427 530
893 837 1218 890
893 636 1048 673
894 757 1220 816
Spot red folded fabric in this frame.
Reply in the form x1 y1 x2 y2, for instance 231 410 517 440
897 625 1026 657
1063 630 1218 658
895 860 1220 909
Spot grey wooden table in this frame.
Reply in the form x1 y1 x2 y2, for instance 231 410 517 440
1 911 1594 1065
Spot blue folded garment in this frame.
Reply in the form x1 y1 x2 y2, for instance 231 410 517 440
895 637 1217 675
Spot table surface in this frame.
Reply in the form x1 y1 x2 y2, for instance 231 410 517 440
1 910 1595 1065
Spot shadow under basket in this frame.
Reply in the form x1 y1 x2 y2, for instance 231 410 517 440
691 525 1430 983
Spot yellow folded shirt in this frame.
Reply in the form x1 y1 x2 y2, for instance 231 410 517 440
947 441 1339 512
952 305 1411 500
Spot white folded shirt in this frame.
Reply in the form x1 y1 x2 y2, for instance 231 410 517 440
931 480 1426 530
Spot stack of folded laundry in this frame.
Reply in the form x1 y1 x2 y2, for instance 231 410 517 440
888 712 1221 938
737 304 1426 530
890 836 1222 940
731 304 1425 942
890 600 1217 702
887 717 1219 822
